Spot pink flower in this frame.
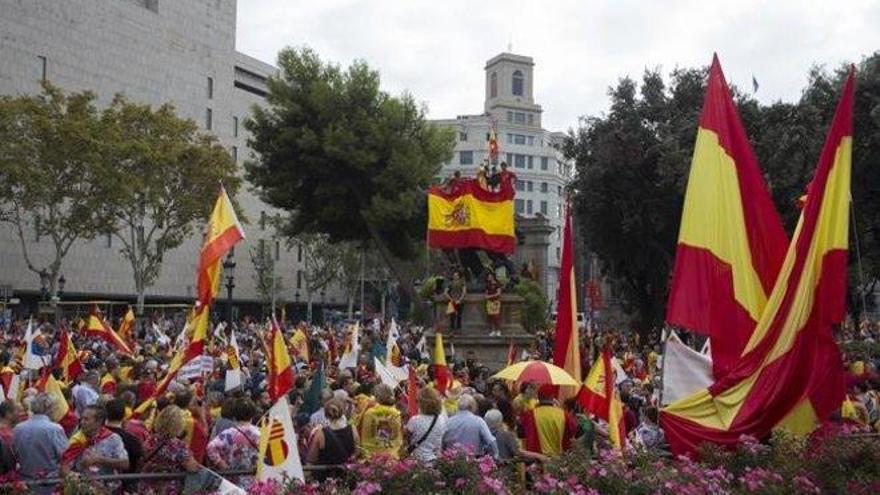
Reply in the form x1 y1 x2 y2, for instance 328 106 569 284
478 455 497 474
352 481 382 495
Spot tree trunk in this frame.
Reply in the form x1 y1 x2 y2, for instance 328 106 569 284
361 220 417 312
136 277 146 316
347 296 354 319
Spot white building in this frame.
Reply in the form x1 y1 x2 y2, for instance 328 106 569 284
0 0 337 317
431 53 573 299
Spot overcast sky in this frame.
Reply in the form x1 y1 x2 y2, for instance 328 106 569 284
236 0 880 132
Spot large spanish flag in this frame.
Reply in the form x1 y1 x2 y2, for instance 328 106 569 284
661 69 854 455
196 186 245 309
552 205 581 400
84 309 133 356
427 178 515 254
666 55 788 379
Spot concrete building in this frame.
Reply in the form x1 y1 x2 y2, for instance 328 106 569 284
431 53 574 301
0 0 336 318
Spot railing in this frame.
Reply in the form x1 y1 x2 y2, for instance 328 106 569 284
5 465 342 489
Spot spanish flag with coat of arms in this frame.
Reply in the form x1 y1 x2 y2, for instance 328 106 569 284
428 178 515 254
661 68 854 455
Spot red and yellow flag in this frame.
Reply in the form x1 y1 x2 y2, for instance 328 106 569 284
666 55 788 379
84 309 133 356
661 69 854 455
552 205 581 400
54 327 84 382
118 306 135 344
289 326 310 363
196 186 245 309
578 347 626 450
427 179 515 254
267 317 294 402
433 332 452 396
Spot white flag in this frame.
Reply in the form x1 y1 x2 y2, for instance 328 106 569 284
23 319 48 370
225 330 243 391
661 332 713 405
152 322 171 346
385 319 408 381
257 396 304 483
374 357 400 389
610 357 628 385
338 322 360 369
215 476 245 495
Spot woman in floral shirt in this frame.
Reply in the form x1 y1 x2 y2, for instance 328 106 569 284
206 398 260 489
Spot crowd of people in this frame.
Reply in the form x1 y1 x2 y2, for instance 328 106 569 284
0 308 876 494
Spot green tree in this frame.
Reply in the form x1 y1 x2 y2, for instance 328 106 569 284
250 240 285 318
245 47 455 301
0 84 112 298
99 95 240 314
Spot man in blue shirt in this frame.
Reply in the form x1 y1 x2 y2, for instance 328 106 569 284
442 394 498 458
13 393 68 494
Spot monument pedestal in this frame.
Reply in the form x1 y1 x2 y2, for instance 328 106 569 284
431 293 534 370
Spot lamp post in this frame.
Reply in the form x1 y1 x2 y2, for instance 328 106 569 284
222 253 236 325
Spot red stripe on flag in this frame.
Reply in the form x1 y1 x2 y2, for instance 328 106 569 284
427 229 515 254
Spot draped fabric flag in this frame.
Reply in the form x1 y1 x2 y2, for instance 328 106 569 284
374 357 401 388
552 205 581 400
84 310 133 356
118 306 136 344
267 317 294 402
578 347 626 450
62 427 114 468
661 69 854 455
666 54 788 379
433 332 452 396
338 322 360 370
385 319 407 382
427 178 516 254
257 396 304 483
36 371 76 429
224 330 243 392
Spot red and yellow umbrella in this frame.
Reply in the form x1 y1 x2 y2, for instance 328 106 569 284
492 360 579 386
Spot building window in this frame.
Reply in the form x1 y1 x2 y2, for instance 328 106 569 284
528 114 534 126
527 181 533 192
275 240 280 261
514 154 525 168
506 152 513 165
506 111 513 122
556 247 561 260
459 132 468 141
526 200 533 214
540 201 548 215
515 199 524 214
541 157 549 170
297 270 303 289
541 182 548 193
459 150 473 165
233 116 239 137
260 211 266 230
514 112 526 124
38 55 47 82
490 72 497 98
207 77 214 99
515 180 525 192
527 136 534 146
557 185 562 196
507 133 513 144
527 155 534 169
297 245 303 262
512 70 524 96
205 108 212 130
514 134 526 145
231 146 238 163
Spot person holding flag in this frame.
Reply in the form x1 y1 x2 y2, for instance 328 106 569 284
61 405 129 491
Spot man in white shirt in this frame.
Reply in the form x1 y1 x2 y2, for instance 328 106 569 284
71 371 100 416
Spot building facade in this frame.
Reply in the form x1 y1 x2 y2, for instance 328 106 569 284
0 0 337 317
431 53 574 301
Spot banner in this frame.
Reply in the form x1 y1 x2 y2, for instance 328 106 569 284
427 178 515 254
661 333 713 405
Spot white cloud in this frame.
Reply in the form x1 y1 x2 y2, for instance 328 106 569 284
236 0 880 131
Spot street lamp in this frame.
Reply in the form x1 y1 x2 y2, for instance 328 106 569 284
57 275 66 298
222 253 236 325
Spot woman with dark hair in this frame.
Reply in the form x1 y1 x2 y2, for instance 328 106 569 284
206 398 261 489
306 398 359 482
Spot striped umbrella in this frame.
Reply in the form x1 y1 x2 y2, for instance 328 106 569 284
492 360 579 386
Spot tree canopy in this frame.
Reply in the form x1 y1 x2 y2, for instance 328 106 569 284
245 47 455 295
568 52 880 333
